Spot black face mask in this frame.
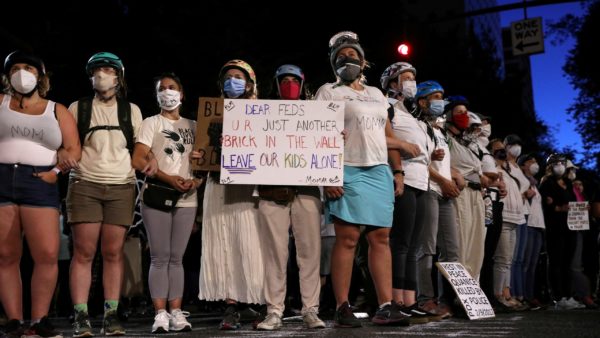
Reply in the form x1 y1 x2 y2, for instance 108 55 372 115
335 56 362 82
493 149 507 160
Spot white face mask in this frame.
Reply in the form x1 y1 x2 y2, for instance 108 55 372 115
508 144 522 158
480 124 491 138
553 163 566 176
529 163 539 176
10 69 38 94
157 89 182 111
401 80 417 98
91 71 117 92
477 136 490 148
567 170 576 181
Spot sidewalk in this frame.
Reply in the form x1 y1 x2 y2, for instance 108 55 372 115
4 307 598 337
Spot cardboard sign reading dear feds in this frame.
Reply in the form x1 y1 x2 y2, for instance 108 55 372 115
437 262 495 320
193 97 225 172
568 201 590 230
219 98 345 186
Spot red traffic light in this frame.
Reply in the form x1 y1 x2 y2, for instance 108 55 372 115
397 43 410 56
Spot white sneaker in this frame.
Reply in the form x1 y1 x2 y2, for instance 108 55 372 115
256 312 282 331
152 311 171 333
169 309 192 332
566 297 586 309
303 310 325 329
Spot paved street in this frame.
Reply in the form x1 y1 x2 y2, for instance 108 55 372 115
37 308 600 337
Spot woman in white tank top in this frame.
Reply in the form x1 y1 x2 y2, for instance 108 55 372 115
0 50 80 337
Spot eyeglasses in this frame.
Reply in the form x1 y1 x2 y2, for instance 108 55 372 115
329 31 359 48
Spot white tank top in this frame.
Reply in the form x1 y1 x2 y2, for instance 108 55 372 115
0 94 62 166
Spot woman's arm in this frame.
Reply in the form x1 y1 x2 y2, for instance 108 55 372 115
56 103 81 170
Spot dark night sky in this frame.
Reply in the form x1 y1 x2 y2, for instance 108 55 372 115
2 1 418 119
3 0 588 160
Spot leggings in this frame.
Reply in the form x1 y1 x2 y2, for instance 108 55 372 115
390 185 427 291
142 205 196 300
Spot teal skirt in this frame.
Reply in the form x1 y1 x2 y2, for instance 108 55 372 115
326 164 394 227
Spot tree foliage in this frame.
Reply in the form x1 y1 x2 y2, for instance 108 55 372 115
548 1 600 172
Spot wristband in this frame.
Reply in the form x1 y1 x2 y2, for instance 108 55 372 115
52 167 61 175
393 169 405 176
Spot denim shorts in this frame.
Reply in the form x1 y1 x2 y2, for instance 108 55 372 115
0 163 60 209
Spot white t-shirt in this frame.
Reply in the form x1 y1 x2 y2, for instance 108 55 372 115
390 101 432 191
430 127 452 196
69 98 143 184
449 135 482 181
137 114 197 207
498 164 526 225
314 83 388 166
480 148 498 174
508 161 530 215
526 184 545 229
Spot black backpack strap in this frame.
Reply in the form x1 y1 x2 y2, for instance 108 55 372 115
387 103 395 121
116 97 134 154
502 162 521 190
77 96 94 147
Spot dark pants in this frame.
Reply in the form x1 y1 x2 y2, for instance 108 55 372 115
390 186 427 291
546 220 576 300
480 201 504 300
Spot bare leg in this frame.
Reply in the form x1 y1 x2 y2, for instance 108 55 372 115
169 298 183 310
70 222 102 305
366 228 393 305
100 224 127 300
0 205 23 320
21 206 60 319
331 223 360 307
153 299 167 312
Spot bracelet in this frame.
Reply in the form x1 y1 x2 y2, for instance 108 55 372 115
51 167 61 175
393 169 405 176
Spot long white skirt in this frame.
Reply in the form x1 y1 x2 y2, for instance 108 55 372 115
198 179 265 304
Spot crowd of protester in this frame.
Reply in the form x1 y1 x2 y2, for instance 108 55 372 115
1 30 599 338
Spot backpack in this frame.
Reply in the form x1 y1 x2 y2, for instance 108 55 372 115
77 96 134 154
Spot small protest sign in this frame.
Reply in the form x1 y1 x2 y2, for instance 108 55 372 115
567 201 589 230
437 262 495 320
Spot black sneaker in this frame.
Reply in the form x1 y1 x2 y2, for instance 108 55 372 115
238 305 261 323
101 311 125 336
219 305 241 330
402 303 429 324
73 311 94 337
2 319 26 338
24 317 62 338
334 301 361 328
372 301 411 326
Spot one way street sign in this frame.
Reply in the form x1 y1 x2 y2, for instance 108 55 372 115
511 17 545 56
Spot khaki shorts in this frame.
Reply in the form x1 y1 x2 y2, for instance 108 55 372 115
66 179 136 226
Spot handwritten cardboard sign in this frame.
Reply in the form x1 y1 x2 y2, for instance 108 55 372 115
218 98 344 186
568 201 589 230
437 262 495 320
192 97 224 172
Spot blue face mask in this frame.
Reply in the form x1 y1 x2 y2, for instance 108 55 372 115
429 99 445 116
223 78 246 98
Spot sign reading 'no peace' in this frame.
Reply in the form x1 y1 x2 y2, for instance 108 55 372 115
511 17 545 56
